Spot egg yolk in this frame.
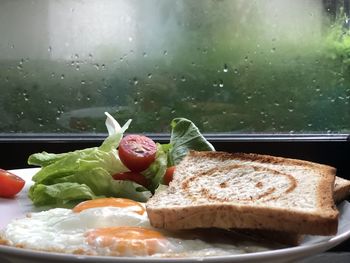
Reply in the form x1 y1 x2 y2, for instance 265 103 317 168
85 226 168 256
72 198 145 215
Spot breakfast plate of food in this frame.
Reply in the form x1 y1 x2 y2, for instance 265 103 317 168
1 113 350 263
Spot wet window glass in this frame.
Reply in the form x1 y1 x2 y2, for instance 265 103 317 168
0 0 349 134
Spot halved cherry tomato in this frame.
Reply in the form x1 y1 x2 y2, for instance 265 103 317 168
0 169 25 198
118 135 157 172
163 166 176 185
113 171 149 188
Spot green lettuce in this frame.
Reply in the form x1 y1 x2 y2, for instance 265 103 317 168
29 182 98 207
28 113 152 206
142 143 169 193
168 118 215 166
28 114 213 207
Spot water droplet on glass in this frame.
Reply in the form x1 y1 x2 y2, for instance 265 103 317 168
163 50 168 56
75 54 79 59
76 65 80 71
48 46 52 52
271 47 276 53
148 73 152 79
23 92 29 101
94 64 100 70
81 80 86 85
181 76 186 82
51 73 55 78
143 52 147 57
233 68 239 74
60 74 65 80
219 80 224 87
133 77 138 85
223 63 228 73
88 53 93 59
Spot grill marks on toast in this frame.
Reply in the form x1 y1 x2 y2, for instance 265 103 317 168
181 164 297 203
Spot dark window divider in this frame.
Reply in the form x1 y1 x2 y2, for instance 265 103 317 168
1 134 349 178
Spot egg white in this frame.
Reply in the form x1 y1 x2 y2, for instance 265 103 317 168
0 203 273 257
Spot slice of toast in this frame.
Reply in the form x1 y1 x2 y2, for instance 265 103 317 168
146 151 339 235
248 176 350 245
334 176 350 203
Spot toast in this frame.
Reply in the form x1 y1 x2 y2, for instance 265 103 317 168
246 176 350 245
146 151 339 236
334 176 350 203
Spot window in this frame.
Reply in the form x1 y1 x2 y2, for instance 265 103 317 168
0 0 349 173
1 0 349 134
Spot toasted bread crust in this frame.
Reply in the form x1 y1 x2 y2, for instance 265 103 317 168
147 202 338 235
146 151 339 235
334 177 350 203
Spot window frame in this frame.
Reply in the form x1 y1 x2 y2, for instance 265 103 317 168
1 134 349 177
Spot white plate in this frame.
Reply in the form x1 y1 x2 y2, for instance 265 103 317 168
1 168 350 263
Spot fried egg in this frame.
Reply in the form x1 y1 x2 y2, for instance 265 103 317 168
0 198 274 257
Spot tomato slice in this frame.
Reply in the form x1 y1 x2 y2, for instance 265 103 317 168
163 166 176 185
112 171 149 188
118 135 157 172
0 169 25 198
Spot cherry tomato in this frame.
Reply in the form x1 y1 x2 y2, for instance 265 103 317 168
118 135 157 172
0 169 25 198
112 171 149 188
163 166 176 185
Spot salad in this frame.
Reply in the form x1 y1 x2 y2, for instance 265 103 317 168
27 113 214 207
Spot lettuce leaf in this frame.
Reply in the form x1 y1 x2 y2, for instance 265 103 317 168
142 143 169 193
168 118 215 166
29 182 98 207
